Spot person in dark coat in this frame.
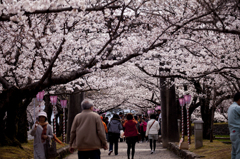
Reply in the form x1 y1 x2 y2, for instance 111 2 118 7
107 114 123 156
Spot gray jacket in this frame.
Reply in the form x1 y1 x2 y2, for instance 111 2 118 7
30 123 53 159
107 119 123 134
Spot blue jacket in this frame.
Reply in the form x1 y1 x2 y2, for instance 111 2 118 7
107 119 123 134
228 102 240 133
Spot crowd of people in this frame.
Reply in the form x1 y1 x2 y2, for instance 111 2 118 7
101 111 161 159
30 92 240 159
30 98 162 159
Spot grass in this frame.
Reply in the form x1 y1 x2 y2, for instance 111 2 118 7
214 135 231 142
215 135 230 137
0 137 68 159
180 135 232 159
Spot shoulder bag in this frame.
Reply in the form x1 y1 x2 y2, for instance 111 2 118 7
45 138 58 158
149 120 155 130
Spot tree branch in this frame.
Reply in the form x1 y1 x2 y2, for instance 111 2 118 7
37 38 65 87
0 77 11 89
0 5 122 22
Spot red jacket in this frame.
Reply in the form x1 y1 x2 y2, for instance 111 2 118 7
123 119 138 137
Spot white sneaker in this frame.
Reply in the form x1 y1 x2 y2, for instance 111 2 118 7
151 150 153 154
108 150 113 155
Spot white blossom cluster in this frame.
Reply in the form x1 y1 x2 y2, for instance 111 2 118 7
1 0 240 116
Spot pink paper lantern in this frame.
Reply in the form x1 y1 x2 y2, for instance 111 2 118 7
155 106 161 110
184 95 191 105
36 91 45 102
179 98 185 107
50 96 58 105
60 100 67 108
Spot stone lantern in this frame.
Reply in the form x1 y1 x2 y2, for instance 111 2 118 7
193 120 204 149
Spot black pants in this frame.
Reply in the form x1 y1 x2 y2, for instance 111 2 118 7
141 131 146 142
78 149 100 159
126 136 137 159
158 122 161 135
149 139 156 151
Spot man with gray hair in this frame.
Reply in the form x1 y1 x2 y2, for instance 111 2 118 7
69 99 108 159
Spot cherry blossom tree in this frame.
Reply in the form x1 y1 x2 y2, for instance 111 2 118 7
1 0 240 146
0 0 170 146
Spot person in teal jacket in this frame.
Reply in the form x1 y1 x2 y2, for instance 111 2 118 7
228 92 240 159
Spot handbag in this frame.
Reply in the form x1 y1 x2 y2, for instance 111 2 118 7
45 139 58 158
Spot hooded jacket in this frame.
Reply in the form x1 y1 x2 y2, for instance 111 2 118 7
107 118 123 134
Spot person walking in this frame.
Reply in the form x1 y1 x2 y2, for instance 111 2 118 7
139 118 147 143
134 116 140 143
105 117 109 126
119 112 124 142
146 114 160 154
228 92 240 159
69 99 108 159
101 116 108 140
30 111 53 159
107 114 123 156
123 113 138 159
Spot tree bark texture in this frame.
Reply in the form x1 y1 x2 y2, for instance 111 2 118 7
168 81 179 142
160 77 168 148
67 91 84 143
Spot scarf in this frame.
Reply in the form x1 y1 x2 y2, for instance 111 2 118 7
39 121 63 145
40 122 48 143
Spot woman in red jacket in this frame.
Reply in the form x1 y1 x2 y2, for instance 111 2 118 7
123 113 138 159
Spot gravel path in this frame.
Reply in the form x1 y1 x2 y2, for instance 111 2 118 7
65 141 180 159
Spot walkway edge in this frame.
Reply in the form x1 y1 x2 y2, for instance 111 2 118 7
57 145 70 159
167 142 201 159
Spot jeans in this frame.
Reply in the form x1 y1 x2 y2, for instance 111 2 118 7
230 133 240 159
109 133 119 155
78 149 100 159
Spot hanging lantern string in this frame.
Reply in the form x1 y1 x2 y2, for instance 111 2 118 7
179 98 185 140
184 95 192 145
50 96 57 135
61 100 67 143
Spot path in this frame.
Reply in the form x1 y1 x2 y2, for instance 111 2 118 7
65 141 180 159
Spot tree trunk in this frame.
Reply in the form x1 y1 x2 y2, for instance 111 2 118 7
201 99 212 139
5 87 23 147
67 91 84 143
0 90 8 146
160 77 168 148
16 97 32 143
16 108 28 143
168 81 179 142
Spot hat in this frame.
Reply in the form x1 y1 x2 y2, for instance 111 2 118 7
38 111 47 118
